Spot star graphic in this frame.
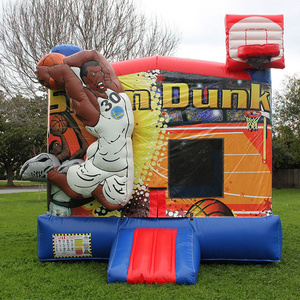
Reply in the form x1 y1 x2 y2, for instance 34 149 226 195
156 74 165 82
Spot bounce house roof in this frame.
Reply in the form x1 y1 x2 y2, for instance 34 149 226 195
112 56 252 80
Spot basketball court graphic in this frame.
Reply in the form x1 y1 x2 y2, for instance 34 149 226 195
47 56 273 218
32 15 285 219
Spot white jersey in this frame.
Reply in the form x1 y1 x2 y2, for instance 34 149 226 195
66 89 134 205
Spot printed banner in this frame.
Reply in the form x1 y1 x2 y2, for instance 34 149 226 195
52 233 92 258
47 57 272 218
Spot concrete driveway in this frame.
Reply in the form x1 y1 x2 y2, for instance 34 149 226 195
0 186 46 194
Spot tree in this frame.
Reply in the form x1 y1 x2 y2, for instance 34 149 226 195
273 74 300 136
272 127 299 169
0 0 179 184
272 74 300 169
0 94 47 185
0 0 180 96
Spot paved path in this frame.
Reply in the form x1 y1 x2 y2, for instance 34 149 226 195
0 186 46 194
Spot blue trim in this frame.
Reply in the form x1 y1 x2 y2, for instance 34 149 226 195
107 228 135 283
246 68 271 84
51 44 83 56
37 214 282 263
175 228 200 285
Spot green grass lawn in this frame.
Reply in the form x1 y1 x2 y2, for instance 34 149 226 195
0 189 299 299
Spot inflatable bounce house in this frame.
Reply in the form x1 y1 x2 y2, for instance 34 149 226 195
21 15 284 284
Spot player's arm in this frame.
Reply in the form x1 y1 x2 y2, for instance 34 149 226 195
63 50 124 93
58 65 100 127
63 50 101 67
37 62 85 94
37 60 99 127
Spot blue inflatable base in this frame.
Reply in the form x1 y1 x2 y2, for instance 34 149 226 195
37 214 282 263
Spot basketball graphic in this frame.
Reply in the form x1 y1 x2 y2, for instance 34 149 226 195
187 199 233 217
50 114 68 134
38 53 66 67
38 53 66 90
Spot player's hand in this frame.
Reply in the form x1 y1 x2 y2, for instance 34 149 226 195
36 66 51 89
36 65 65 90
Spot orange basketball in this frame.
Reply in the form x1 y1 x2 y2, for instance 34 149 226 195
38 52 66 66
187 199 233 217
50 114 68 134
38 53 66 90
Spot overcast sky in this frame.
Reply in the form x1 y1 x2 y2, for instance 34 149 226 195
136 0 299 91
0 0 298 91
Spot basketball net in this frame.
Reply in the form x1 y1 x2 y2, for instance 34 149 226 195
244 111 261 131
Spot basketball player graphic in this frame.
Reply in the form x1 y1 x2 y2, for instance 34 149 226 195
21 50 134 211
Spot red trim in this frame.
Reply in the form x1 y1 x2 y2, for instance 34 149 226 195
127 229 177 284
157 190 167 218
148 190 157 218
226 57 285 70
112 56 251 80
238 44 280 59
225 14 284 32
149 190 166 218
244 110 262 118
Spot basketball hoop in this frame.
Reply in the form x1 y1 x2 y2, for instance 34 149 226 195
244 111 261 131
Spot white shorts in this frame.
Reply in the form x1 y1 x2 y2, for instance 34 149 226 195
67 159 131 205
